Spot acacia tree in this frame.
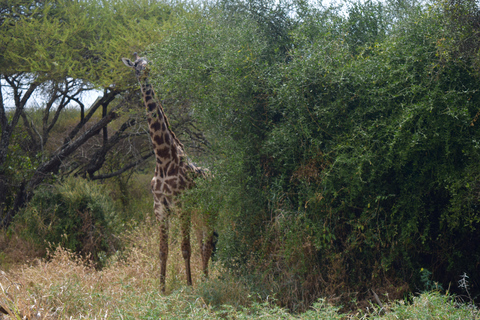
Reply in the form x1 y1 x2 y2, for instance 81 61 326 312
0 0 184 226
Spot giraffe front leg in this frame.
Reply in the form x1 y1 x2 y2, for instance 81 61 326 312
181 212 192 286
155 196 170 293
159 220 169 292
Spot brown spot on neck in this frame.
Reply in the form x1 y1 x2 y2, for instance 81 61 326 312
151 121 161 132
147 102 156 112
156 146 170 159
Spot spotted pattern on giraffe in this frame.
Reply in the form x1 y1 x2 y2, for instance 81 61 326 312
122 53 215 292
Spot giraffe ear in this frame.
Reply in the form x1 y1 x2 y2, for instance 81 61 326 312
122 58 135 68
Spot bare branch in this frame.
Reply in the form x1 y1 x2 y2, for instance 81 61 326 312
20 110 39 148
83 116 138 178
91 151 154 180
0 79 5 128
0 75 39 167
65 89 117 143
26 99 125 192
42 84 60 137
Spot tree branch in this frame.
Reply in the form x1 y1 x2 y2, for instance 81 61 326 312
20 110 39 148
26 99 124 193
0 75 39 167
65 89 117 144
0 78 5 129
91 151 153 180
83 116 138 178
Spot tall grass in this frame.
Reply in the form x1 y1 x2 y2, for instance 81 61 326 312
0 215 254 319
0 216 478 319
0 169 477 319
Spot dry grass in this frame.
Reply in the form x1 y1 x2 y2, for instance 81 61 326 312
0 217 224 319
1 217 478 319
0 230 44 271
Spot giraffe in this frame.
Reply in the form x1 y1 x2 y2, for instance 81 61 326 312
122 53 215 292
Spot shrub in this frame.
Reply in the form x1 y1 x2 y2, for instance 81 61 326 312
14 177 119 264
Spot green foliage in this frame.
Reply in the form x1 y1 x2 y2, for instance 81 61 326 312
181 174 220 231
265 2 480 297
148 0 480 307
376 292 480 320
419 268 443 292
1 128 42 209
219 0 298 59
195 273 253 309
344 0 389 54
107 170 154 223
0 0 176 87
150 9 272 269
440 0 480 72
14 178 119 263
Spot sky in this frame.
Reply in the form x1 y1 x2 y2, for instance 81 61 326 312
1 78 102 111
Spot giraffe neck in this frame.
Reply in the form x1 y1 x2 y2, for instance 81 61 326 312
140 80 193 201
139 81 185 164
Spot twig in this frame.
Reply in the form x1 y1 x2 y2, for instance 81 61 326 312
371 289 385 315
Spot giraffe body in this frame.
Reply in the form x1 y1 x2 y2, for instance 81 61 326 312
122 53 214 292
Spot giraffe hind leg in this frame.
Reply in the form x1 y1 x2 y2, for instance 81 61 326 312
181 211 193 286
198 230 216 278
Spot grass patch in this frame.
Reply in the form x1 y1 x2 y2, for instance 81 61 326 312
0 219 478 319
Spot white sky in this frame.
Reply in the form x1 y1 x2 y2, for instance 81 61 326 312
1 78 102 111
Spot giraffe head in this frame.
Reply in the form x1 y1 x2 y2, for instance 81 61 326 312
122 52 149 81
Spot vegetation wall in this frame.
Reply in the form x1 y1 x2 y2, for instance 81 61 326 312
150 0 480 307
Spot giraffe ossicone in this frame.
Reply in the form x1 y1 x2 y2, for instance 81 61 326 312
122 53 215 292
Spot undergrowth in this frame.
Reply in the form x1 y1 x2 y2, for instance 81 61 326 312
0 219 478 319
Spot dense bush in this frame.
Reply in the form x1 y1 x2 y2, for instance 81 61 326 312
265 4 480 301
149 0 480 308
14 178 119 264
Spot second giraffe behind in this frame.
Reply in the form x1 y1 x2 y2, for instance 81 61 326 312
122 53 215 292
